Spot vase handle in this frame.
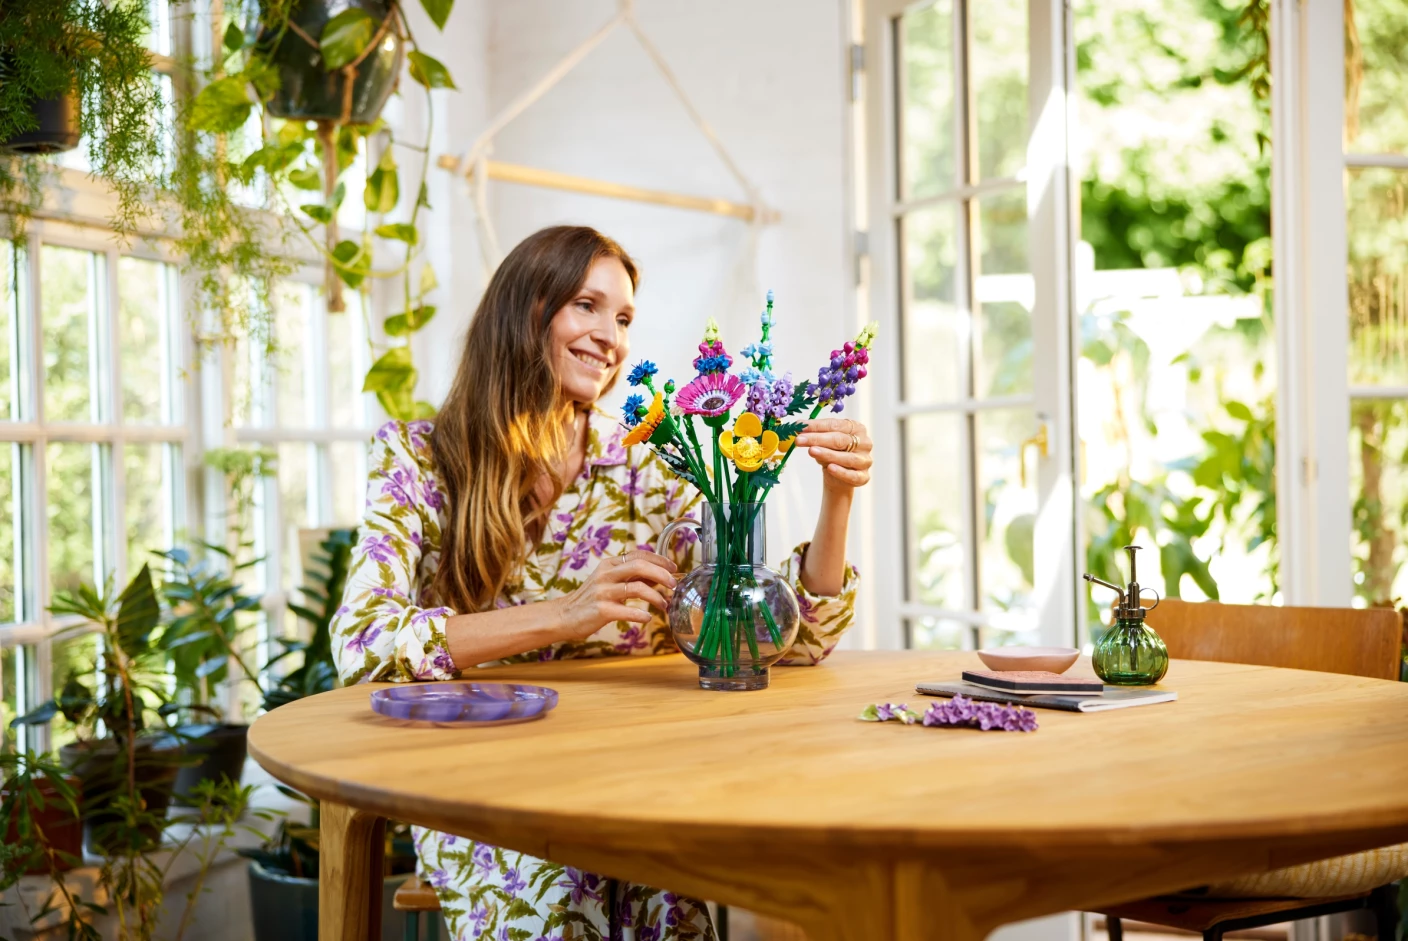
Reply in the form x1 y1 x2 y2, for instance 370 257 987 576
656 515 701 560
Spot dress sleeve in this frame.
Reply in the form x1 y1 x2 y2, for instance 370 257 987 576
332 421 460 685
775 542 859 666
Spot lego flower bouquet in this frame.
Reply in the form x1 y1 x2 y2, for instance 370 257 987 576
623 293 876 690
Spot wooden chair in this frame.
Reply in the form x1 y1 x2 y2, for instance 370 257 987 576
393 876 442 941
1094 599 1406 941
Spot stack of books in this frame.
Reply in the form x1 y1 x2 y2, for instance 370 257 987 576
916 670 1176 713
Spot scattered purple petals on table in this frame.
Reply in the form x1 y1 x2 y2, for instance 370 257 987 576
921 695 1038 732
858 702 920 724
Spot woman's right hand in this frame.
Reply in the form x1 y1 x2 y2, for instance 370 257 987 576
553 549 679 640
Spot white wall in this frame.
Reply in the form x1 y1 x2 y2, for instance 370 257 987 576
416 0 861 584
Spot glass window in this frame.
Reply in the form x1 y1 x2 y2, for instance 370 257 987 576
1347 167 1408 388
1345 0 1408 156
119 257 178 423
42 246 103 423
900 0 957 200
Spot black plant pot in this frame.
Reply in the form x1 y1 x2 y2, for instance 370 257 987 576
0 91 81 155
247 861 416 941
259 0 403 125
172 723 249 804
58 736 181 855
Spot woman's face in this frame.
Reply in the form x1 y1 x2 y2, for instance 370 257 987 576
549 256 635 406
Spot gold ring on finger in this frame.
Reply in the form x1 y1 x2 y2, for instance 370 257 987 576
845 433 859 453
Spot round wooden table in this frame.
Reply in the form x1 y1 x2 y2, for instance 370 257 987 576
248 651 1408 941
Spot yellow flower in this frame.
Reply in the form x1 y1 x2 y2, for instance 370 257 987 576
718 412 780 472
623 393 665 446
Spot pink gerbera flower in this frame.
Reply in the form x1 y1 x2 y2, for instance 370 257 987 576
674 372 745 416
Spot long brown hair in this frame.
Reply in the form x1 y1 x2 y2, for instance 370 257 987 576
430 226 639 612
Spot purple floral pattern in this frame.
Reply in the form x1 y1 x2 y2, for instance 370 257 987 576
334 413 858 940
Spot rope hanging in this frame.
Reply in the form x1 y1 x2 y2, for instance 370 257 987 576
442 0 777 277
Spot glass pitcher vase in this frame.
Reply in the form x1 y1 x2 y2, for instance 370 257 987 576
658 503 800 691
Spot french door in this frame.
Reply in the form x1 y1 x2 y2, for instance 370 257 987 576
863 0 1079 651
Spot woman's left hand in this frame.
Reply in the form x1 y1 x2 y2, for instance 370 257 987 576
793 418 872 492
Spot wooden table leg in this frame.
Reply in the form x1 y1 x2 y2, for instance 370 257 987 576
795 862 983 941
319 800 386 941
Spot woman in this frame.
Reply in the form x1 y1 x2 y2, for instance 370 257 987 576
332 225 872 941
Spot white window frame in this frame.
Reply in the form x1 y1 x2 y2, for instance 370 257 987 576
862 0 1078 652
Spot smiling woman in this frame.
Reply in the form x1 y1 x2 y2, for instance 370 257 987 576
328 225 867 940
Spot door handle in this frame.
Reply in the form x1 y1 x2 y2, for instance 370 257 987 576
1019 422 1049 488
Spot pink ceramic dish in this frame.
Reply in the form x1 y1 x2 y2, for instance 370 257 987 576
976 646 1080 674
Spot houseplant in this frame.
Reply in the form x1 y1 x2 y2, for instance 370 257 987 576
178 0 461 420
0 0 163 235
156 544 266 804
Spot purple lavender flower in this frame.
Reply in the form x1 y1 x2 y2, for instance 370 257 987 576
566 524 612 570
468 906 489 934
621 464 645 497
421 476 445 511
432 647 456 673
502 867 526 897
471 844 496 877
875 703 906 721
615 625 648 653
814 335 873 413
765 373 795 420
361 533 398 565
557 868 602 905
745 379 770 416
663 893 681 927
428 868 451 889
637 922 661 941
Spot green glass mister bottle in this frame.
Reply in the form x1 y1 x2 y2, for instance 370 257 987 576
1083 545 1168 686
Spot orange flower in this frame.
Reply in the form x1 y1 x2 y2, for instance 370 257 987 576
623 393 665 446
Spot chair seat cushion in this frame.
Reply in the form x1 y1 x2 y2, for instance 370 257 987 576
1205 843 1408 898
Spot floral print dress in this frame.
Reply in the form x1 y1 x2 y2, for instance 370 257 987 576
332 412 858 941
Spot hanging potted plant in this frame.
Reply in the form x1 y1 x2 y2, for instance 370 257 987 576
176 0 459 421
0 0 163 234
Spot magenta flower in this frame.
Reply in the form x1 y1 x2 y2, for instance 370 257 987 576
675 372 745 416
920 695 1038 732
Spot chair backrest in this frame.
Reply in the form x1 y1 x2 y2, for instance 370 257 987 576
1147 599 1401 680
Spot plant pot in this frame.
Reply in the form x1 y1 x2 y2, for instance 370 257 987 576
259 0 404 125
662 503 801 691
59 735 181 854
0 90 81 155
248 860 415 941
1 775 84 875
172 723 249 804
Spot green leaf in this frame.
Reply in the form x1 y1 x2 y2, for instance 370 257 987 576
331 240 370 289
287 166 323 190
417 181 432 210
188 77 252 133
383 306 436 336
363 346 416 394
376 386 415 420
300 204 333 224
407 51 456 89
412 400 438 419
116 564 160 660
364 149 400 214
196 656 228 679
418 0 454 29
223 21 245 53
1224 400 1254 421
11 700 59 727
374 223 418 244
419 262 438 295
319 8 376 71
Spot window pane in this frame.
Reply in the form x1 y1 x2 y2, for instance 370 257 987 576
0 444 16 624
971 0 1028 181
908 616 972 651
330 441 365 527
900 0 956 200
1345 0 1408 156
42 246 102 423
119 257 176 423
275 282 313 428
902 206 964 403
1347 167 1408 387
48 442 98 596
976 189 1032 397
0 240 18 421
1350 400 1408 606
904 413 966 609
975 408 1036 633
277 442 312 590
1 643 20 751
50 632 99 749
125 443 176 574
328 293 362 428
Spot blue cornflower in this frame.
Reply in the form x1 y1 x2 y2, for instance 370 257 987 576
622 393 646 427
626 361 657 386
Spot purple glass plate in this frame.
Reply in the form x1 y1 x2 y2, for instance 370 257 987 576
369 682 558 726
